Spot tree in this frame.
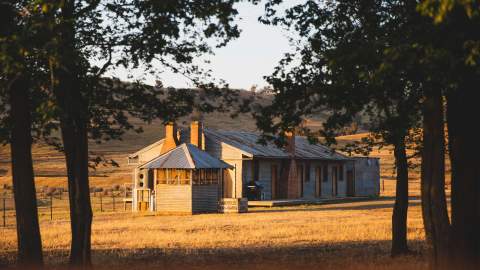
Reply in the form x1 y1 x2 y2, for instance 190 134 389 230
418 2 480 268
0 1 47 267
421 86 451 268
256 0 433 257
38 0 251 266
260 0 480 267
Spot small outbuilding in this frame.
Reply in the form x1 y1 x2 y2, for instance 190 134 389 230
132 143 231 214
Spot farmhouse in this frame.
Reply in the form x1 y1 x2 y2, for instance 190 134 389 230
128 121 380 213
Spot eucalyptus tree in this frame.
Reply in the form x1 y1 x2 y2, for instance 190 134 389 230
0 1 51 266
38 0 253 266
418 1 480 268
259 0 480 267
256 0 434 257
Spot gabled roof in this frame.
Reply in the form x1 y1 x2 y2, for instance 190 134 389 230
139 143 232 169
204 129 349 161
128 139 164 158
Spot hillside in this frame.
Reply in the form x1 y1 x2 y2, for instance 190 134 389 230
0 90 327 189
0 88 375 190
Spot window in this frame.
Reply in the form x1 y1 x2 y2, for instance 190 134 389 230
193 169 219 185
339 165 344 181
156 169 190 185
323 165 328 182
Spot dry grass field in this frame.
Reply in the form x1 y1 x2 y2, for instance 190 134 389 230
0 198 428 270
0 114 443 269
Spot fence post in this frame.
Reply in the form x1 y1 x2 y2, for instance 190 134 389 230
50 195 53 220
100 193 103 212
3 196 5 227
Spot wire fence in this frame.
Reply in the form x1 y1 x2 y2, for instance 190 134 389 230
1 184 132 228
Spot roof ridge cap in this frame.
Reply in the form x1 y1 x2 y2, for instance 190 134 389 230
182 143 195 168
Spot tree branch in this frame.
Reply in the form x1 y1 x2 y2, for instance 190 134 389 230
75 0 101 18
95 44 113 78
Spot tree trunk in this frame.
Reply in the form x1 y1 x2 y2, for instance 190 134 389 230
421 89 451 268
9 75 43 267
60 115 92 267
391 137 409 257
52 0 93 266
446 85 480 269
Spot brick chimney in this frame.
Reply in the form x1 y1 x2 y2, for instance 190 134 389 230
190 121 203 149
285 131 296 157
160 122 179 154
284 130 299 198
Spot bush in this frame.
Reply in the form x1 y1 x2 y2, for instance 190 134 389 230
112 184 121 191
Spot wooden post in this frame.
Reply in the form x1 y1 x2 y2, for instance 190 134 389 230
234 164 237 199
382 179 385 193
112 192 115 211
50 194 53 220
3 196 5 227
100 193 103 212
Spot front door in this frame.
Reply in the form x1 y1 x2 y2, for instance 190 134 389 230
315 166 322 197
271 164 278 199
347 170 355 196
332 166 338 197
297 164 304 198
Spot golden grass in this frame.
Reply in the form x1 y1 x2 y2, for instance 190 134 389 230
0 130 442 269
0 199 428 269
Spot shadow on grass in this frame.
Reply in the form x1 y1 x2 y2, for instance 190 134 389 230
0 240 428 270
251 197 421 213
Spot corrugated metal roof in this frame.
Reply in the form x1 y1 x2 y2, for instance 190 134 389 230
204 129 349 160
139 143 232 169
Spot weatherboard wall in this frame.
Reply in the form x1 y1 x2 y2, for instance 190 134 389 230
351 157 380 197
192 184 219 213
205 136 245 198
155 184 192 213
137 143 163 164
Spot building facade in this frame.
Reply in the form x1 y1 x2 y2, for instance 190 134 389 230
128 121 380 213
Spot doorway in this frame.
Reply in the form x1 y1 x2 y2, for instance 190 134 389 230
332 165 338 197
347 170 355 196
315 166 322 197
271 164 278 199
297 164 304 198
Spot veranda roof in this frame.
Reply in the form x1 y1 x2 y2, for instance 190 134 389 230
139 143 232 169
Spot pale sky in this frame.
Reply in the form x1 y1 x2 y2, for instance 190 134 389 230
106 1 297 90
